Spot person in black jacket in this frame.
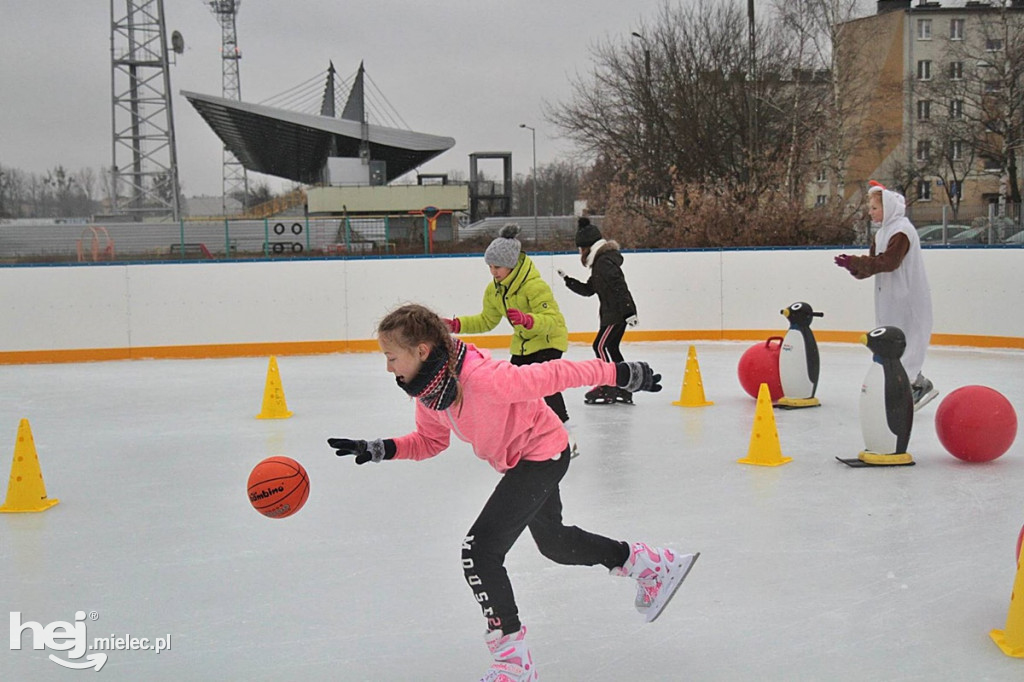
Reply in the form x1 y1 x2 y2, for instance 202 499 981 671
558 217 639 404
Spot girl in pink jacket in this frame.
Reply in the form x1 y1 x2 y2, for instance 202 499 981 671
328 303 699 681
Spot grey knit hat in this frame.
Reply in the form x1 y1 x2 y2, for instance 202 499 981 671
484 223 522 269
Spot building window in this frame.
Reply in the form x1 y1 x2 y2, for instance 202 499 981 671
918 180 932 201
950 61 963 80
985 80 1002 93
917 100 931 120
816 168 828 183
917 19 932 40
815 195 827 206
949 99 964 119
950 18 964 40
950 140 963 161
986 38 1003 52
983 156 1001 172
917 140 931 162
917 60 932 80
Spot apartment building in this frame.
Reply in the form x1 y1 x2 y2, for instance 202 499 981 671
833 0 1023 219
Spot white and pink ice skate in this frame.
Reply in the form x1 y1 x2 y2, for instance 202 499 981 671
612 542 700 623
479 625 538 682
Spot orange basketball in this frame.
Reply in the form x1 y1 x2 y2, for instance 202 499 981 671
247 456 309 518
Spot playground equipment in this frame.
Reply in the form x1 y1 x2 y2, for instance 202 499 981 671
77 226 115 262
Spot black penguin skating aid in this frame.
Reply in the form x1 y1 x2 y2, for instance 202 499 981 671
837 326 916 467
777 302 824 409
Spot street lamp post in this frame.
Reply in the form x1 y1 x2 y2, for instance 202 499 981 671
632 32 653 194
519 123 538 243
631 31 651 83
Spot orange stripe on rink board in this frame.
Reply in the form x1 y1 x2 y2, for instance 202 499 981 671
0 331 1021 365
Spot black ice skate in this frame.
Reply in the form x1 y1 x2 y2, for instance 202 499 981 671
613 387 633 404
583 386 616 404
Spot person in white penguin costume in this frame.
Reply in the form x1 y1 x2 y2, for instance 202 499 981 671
834 181 938 411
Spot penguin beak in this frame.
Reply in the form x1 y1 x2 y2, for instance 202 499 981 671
782 309 790 317
859 333 868 346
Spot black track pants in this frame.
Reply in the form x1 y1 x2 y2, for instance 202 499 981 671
461 452 629 633
593 323 626 364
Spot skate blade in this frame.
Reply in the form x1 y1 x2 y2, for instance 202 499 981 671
645 552 700 623
913 389 938 412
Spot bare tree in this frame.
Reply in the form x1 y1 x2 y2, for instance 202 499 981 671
548 1 779 201
904 2 1024 217
512 160 586 217
773 0 870 210
548 0 855 205
545 0 861 246
100 166 118 211
915 70 980 218
0 165 13 218
75 167 98 206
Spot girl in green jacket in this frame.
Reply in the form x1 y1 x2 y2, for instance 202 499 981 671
444 224 574 438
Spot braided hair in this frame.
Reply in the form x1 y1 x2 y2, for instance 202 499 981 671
377 304 464 407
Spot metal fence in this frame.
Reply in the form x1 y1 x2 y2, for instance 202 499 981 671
2 208 1019 265
0 214 593 265
0 215 450 264
905 202 1024 245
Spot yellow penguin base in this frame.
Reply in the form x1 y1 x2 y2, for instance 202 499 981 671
776 396 821 409
858 451 914 466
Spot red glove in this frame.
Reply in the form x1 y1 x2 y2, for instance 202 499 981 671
507 308 534 330
443 317 461 333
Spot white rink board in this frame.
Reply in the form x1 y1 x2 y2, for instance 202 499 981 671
0 247 1021 354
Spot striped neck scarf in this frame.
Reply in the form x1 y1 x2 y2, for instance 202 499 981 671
397 338 467 411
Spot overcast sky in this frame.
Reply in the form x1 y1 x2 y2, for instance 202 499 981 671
0 0 681 198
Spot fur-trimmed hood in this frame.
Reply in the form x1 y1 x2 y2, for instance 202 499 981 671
584 238 622 268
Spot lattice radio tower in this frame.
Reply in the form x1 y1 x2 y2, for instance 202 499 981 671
109 0 182 221
206 0 249 213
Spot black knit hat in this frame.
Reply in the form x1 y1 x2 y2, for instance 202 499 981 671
575 218 602 248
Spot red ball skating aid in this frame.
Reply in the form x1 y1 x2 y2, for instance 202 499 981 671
934 385 1017 463
737 337 784 402
247 456 310 518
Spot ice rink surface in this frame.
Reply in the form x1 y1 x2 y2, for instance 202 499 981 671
2 340 1023 681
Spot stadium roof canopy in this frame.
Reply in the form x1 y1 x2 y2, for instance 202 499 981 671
181 63 455 185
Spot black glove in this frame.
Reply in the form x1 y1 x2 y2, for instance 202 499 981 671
327 438 395 464
615 361 663 393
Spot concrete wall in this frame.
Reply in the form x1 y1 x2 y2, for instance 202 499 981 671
306 184 469 213
1 247 1021 363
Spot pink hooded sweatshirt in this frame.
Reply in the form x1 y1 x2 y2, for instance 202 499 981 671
392 344 618 473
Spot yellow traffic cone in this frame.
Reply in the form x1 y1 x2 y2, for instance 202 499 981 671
673 345 714 407
0 419 59 513
990 543 1024 657
256 356 293 419
737 383 792 467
